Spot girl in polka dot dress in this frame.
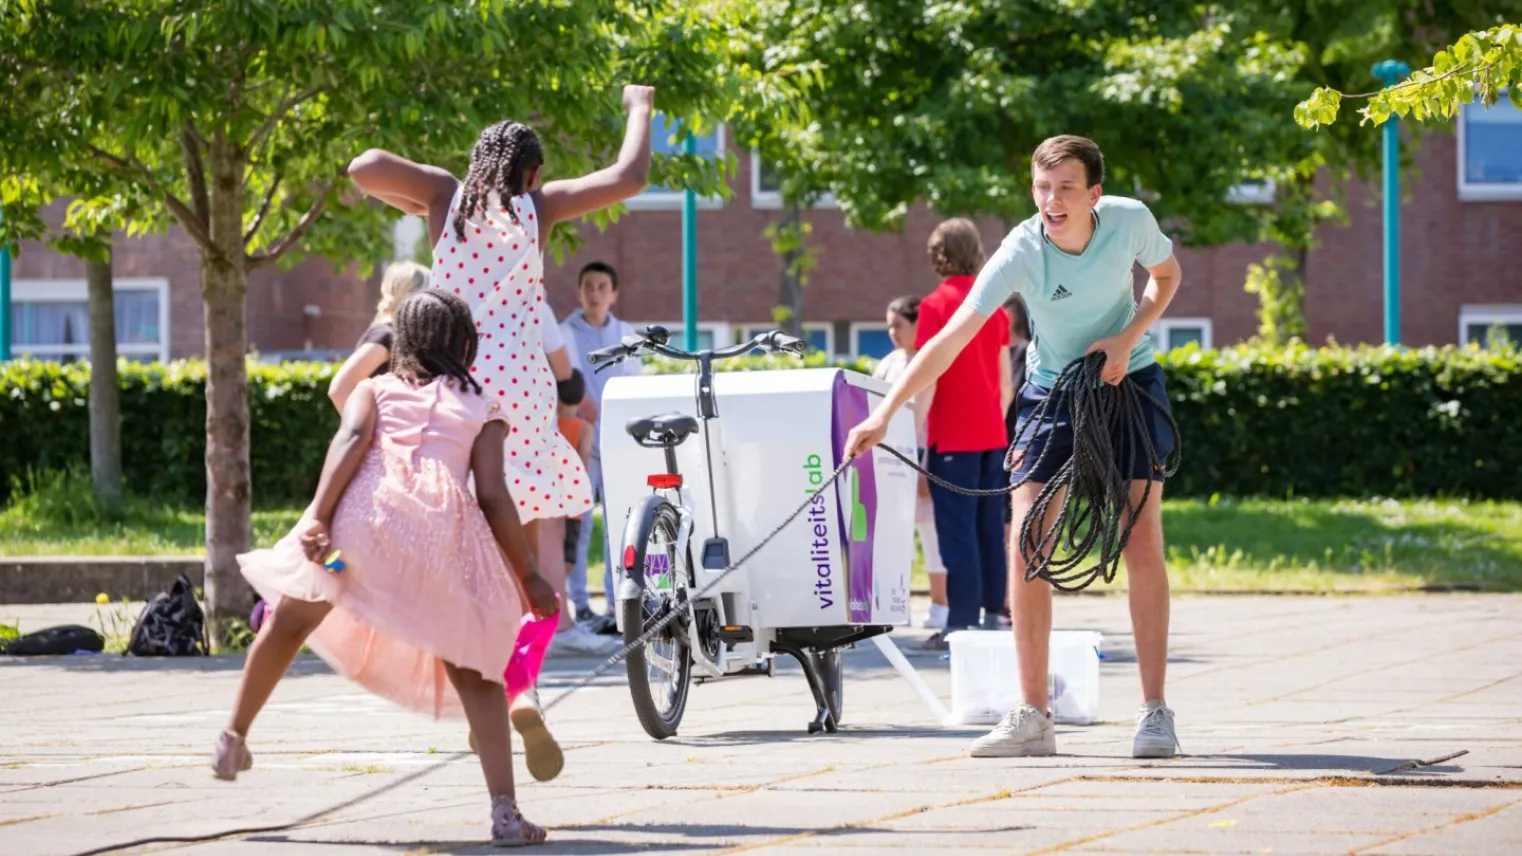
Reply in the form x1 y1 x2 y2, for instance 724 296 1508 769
346 82 656 773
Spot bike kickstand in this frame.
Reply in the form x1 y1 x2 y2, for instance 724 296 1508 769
780 645 837 734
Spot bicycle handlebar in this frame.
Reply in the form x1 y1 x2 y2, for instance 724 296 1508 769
586 326 806 371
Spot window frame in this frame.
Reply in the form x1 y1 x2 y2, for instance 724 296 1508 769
1226 179 1277 205
848 322 894 359
1458 304 1522 346
10 277 172 363
1456 93 1522 202
749 150 838 211
1150 316 1213 353
624 119 730 212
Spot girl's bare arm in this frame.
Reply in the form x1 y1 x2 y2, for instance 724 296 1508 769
346 149 459 246
534 85 655 228
328 344 389 412
310 381 379 525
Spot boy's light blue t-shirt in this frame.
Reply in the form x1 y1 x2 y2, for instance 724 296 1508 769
966 195 1174 388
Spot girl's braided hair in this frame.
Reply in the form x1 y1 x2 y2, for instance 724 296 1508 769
452 120 545 241
390 290 482 395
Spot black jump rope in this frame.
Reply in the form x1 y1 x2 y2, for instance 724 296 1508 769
66 350 1177 856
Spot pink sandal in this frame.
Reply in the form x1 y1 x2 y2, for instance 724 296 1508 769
211 729 253 781
490 795 547 847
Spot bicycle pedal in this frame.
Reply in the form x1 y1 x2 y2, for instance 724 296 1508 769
716 625 753 643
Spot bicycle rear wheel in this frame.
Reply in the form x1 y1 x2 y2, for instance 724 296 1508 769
622 501 693 740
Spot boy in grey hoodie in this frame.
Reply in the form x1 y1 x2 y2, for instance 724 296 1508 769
559 261 639 626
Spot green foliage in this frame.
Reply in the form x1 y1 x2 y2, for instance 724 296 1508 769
0 359 338 506
1158 342 1522 499
5 344 1520 505
642 351 877 375
1297 24 1522 129
1242 255 1309 345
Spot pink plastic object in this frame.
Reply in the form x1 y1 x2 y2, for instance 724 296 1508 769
503 610 560 702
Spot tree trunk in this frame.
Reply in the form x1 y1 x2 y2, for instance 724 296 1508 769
86 249 124 518
776 202 805 338
202 140 253 646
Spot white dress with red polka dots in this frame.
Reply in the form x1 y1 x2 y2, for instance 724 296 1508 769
430 189 593 523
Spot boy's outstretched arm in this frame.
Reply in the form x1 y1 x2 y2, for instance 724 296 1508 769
535 85 655 228
843 303 988 459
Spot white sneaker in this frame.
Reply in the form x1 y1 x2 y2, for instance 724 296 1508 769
969 703 1057 758
920 603 949 630
549 622 623 658
1132 701 1180 758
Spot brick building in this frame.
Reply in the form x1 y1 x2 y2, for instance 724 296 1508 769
8 100 1520 362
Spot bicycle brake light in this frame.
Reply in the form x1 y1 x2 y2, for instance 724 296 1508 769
647 474 683 489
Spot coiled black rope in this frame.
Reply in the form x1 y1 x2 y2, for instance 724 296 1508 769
878 351 1180 592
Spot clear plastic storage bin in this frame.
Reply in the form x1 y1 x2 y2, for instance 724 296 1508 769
946 630 1103 726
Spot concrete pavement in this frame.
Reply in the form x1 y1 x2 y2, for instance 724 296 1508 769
2 594 1520 855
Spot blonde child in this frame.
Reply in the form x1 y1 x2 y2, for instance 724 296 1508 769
219 290 559 846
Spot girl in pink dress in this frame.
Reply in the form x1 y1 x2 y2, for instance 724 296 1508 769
345 82 656 761
219 290 560 847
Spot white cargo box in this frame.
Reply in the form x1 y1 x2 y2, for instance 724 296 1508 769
600 368 917 630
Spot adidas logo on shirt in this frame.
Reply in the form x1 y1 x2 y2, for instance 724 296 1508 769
1051 284 1073 301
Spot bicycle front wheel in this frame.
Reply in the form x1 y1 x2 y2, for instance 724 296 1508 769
622 500 693 740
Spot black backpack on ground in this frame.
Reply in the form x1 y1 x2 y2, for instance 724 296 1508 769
1 624 106 656
125 572 210 656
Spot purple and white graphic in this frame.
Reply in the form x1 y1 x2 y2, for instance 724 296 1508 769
829 372 877 623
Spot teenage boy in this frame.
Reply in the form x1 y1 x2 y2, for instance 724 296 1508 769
844 135 1184 760
560 261 638 629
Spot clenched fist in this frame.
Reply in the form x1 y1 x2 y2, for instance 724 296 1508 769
623 84 655 114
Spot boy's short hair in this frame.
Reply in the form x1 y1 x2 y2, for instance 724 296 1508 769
577 261 619 290
1031 135 1105 187
556 369 586 407
927 218 985 279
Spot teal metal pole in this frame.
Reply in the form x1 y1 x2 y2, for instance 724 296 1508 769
0 208 11 361
1372 59 1410 346
681 130 698 351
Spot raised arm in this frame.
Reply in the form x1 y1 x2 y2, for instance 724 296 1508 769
534 85 655 228
345 149 459 246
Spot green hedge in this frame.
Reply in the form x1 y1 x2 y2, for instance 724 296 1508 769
0 360 339 506
3 343 1519 504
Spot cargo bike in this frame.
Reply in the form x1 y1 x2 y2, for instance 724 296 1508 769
588 326 919 740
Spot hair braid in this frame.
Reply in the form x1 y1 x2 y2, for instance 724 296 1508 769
451 120 545 241
390 290 482 396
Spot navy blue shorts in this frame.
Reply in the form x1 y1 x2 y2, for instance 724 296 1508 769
1007 362 1177 486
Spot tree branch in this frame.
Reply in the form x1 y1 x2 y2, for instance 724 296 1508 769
243 171 283 247
1342 60 1494 99
87 144 213 251
245 177 336 270
245 84 324 156
181 125 210 226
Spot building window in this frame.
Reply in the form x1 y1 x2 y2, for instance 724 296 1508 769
10 278 171 364
737 322 832 354
1151 317 1212 352
1226 179 1277 205
1459 305 1522 349
625 114 727 211
850 323 894 359
749 151 837 210
1458 95 1522 201
640 322 732 354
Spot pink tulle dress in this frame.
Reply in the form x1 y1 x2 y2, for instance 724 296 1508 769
237 374 527 719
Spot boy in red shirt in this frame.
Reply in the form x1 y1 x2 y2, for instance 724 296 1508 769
916 219 1014 647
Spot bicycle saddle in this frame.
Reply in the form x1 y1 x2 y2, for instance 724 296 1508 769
625 413 700 447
